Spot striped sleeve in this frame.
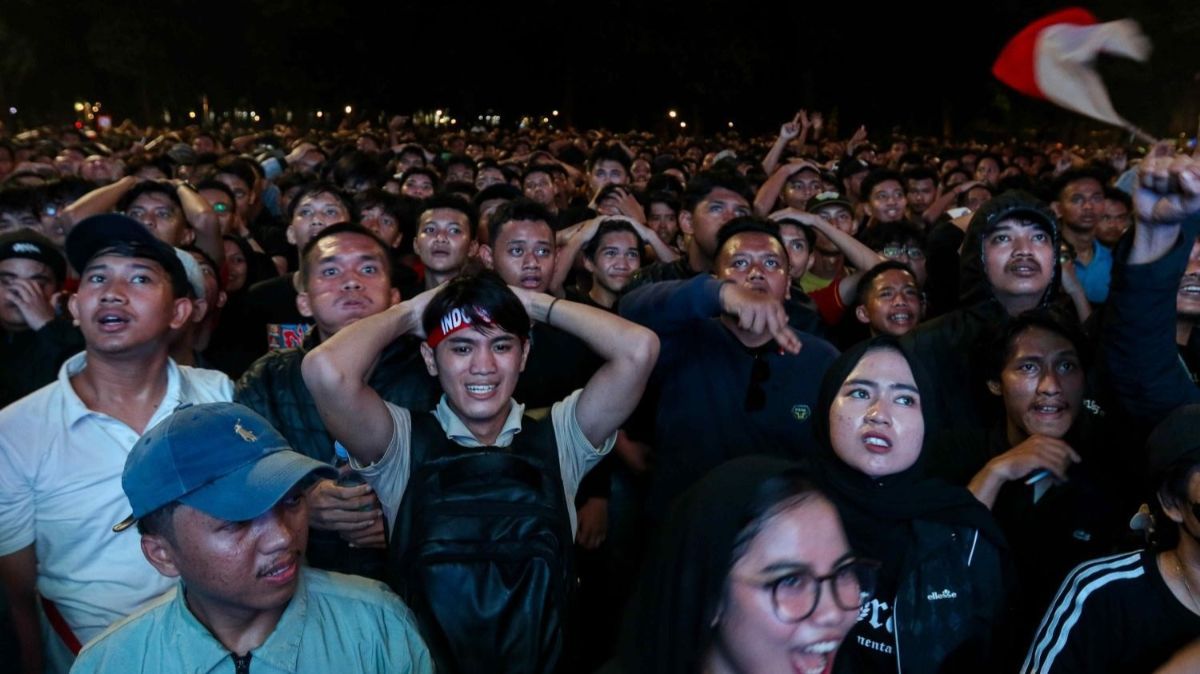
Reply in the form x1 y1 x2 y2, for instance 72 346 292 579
1021 551 1145 673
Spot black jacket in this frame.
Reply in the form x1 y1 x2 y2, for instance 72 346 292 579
0 317 83 408
1101 216 1200 424
235 329 441 462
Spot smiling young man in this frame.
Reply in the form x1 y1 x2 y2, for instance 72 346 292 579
620 216 839 521
0 214 232 674
236 224 440 579
70 402 432 674
302 270 657 673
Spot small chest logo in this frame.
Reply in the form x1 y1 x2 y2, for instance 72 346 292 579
927 589 958 601
791 404 811 422
233 420 257 443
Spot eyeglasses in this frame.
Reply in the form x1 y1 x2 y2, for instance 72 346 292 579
736 558 881 623
881 245 925 261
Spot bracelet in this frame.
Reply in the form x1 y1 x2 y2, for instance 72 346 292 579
545 298 560 325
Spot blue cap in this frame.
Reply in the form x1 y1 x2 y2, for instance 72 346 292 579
113 402 337 532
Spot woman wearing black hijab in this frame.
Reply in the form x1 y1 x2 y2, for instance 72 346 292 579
811 335 1012 673
620 456 878 674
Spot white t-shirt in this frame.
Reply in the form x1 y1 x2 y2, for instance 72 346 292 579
0 353 232 649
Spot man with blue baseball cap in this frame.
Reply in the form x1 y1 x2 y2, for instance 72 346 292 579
72 402 432 674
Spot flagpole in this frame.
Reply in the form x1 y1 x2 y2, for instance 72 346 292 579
1124 123 1158 146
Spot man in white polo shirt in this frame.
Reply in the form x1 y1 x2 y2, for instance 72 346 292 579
0 214 232 674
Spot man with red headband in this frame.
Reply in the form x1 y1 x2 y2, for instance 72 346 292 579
302 270 658 674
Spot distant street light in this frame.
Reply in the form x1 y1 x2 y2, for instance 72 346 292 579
668 109 678 119
679 121 687 129
344 105 353 114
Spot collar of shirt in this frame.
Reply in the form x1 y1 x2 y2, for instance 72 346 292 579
174 570 310 673
433 394 525 447
59 352 184 429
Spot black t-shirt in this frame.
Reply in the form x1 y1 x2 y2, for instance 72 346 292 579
242 274 313 353
838 573 900 672
1024 550 1200 673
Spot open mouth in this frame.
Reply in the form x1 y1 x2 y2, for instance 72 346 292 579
793 641 839 674
1007 261 1042 276
97 313 131 330
886 310 914 325
519 275 542 289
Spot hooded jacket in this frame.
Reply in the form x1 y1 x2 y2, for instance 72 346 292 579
903 191 1061 433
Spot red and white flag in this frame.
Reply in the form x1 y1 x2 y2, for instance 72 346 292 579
992 7 1151 129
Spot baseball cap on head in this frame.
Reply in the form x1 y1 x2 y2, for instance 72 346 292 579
65 213 191 297
0 228 66 283
807 191 853 214
113 402 336 532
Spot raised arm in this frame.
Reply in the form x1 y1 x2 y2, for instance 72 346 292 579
761 112 805 176
60 175 139 231
1102 152 1200 421
772 209 885 305
302 288 437 464
172 180 223 266
754 162 810 217
517 291 658 447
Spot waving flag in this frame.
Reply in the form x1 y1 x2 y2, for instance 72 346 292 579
992 8 1151 130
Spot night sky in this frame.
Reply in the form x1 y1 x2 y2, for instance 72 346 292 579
2 1 1197 139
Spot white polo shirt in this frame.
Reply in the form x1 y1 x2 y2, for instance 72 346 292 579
0 352 232 647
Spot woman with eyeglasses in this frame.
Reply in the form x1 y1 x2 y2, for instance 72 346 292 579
811 335 1011 673
619 456 876 674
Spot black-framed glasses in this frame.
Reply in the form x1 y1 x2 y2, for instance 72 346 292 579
881 245 926 261
748 558 881 623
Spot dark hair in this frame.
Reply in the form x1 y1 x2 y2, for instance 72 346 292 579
859 169 904 202
296 222 394 289
286 182 352 225
984 306 1088 382
193 179 236 205
420 192 479 238
136 501 181 540
443 154 477 174
714 216 787 262
0 186 40 218
331 151 384 191
397 145 426 165
1151 458 1200 551
213 156 258 192
645 190 682 213
422 270 530 343
682 170 753 213
1103 186 1132 210
855 260 918 307
902 166 937 186
521 164 555 185
473 183 522 208
487 198 555 245
861 220 926 253
399 166 439 190
588 143 633 172
583 219 645 261
956 183 996 208
1051 168 1107 202
773 216 817 250
116 181 185 216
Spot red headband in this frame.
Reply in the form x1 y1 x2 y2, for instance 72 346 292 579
426 306 495 348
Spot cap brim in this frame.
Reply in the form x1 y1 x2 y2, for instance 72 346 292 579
66 214 164 274
181 450 338 523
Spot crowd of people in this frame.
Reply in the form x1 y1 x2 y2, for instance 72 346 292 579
0 110 1199 673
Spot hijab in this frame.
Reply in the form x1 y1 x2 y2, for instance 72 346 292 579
808 335 1005 572
619 456 819 674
